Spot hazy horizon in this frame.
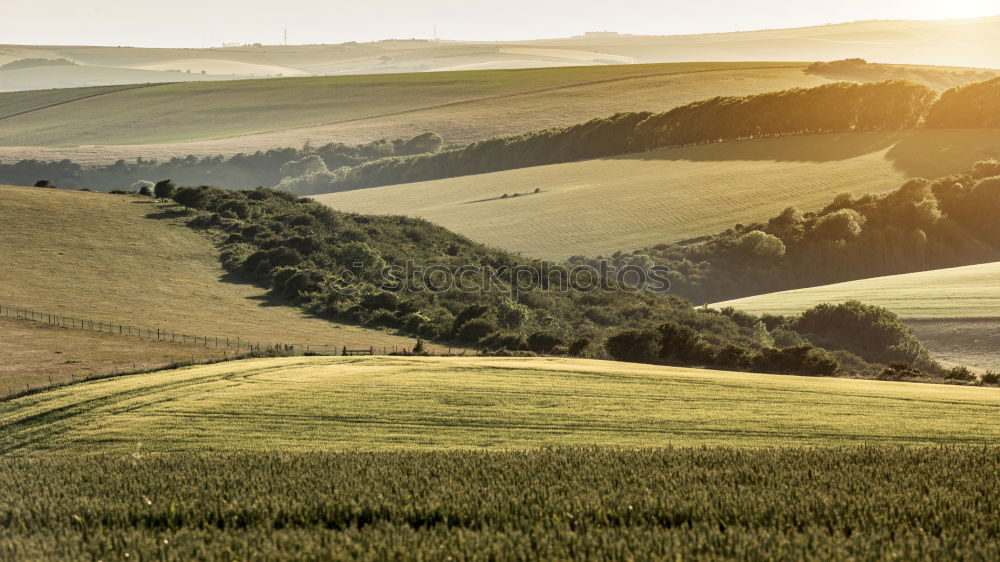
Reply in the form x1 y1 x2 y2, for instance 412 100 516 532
3 0 998 49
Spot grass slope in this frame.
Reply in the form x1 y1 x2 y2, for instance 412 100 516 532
317 129 1000 260
0 316 226 397
4 355 1000 455
0 185 411 349
714 262 1000 370
0 62 826 160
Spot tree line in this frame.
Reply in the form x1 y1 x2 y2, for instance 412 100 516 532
0 133 444 192
569 160 1000 305
289 80 946 193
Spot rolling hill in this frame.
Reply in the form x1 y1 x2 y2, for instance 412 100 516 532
714 262 1000 370
0 185 413 351
3 16 999 92
316 128 1000 260
0 62 830 164
4 355 1000 455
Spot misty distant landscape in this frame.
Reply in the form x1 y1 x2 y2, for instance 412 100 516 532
3 3 1000 560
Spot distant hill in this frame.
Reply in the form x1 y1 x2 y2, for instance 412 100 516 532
0 62 828 163
1 16 998 91
0 57 76 71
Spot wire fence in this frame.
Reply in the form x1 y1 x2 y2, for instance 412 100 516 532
1 304 450 357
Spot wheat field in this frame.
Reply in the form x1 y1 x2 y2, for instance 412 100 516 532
4 355 1000 455
0 62 826 163
317 129 1000 260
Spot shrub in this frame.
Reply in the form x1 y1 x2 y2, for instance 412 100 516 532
154 179 176 199
735 230 786 260
946 366 976 382
982 371 1000 385
568 338 593 357
479 331 528 351
605 329 659 362
456 318 499 343
878 362 924 381
754 345 839 376
793 301 933 368
656 322 703 361
172 185 210 208
138 185 153 196
34 180 53 188
812 209 865 241
527 332 564 354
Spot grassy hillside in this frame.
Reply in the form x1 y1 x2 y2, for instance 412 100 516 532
4 355 1000 454
0 62 828 162
0 185 412 349
317 129 1000 260
714 262 1000 370
0 316 227 397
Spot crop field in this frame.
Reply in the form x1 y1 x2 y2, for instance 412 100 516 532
0 316 229 397
3 447 1000 560
0 84 156 120
5 355 1000 455
318 128 1000 260
0 185 412 349
0 62 827 162
714 262 1000 371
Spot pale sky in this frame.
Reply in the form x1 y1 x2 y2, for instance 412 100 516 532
3 0 998 48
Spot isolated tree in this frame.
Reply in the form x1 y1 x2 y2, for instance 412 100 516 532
154 179 176 199
34 180 53 188
138 185 153 196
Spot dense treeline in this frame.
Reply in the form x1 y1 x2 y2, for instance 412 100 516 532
289 80 937 193
570 161 1000 305
805 58 997 90
164 184 938 378
924 77 1000 128
0 133 443 191
7 448 1000 559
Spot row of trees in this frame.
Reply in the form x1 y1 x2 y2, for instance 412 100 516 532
0 133 444 192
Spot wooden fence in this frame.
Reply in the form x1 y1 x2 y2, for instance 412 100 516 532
0 304 453 356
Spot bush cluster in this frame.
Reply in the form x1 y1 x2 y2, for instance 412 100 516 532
168 186 934 379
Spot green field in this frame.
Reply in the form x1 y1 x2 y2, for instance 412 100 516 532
714 262 1000 370
0 84 155 120
4 448 1000 560
0 185 411 350
5 355 1000 455
317 128 1000 260
0 62 827 160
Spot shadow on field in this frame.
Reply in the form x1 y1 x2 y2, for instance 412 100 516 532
623 129 1000 179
